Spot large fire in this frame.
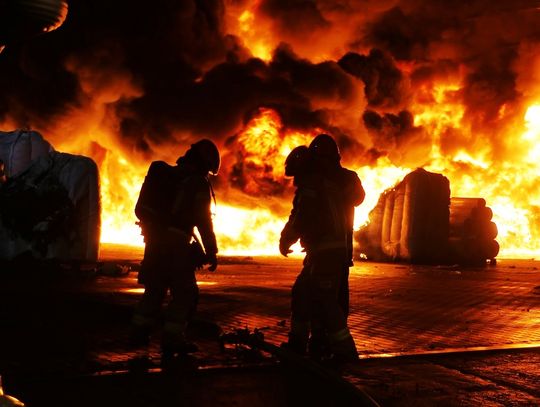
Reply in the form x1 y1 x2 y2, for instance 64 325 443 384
54 102 540 258
2 1 540 259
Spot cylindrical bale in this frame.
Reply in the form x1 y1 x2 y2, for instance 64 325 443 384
389 185 405 259
449 198 487 237
0 130 53 177
480 239 500 259
381 189 395 258
471 206 493 222
478 221 498 240
450 197 486 209
400 169 450 263
49 153 101 262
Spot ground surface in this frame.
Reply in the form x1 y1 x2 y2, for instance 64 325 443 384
1 244 539 406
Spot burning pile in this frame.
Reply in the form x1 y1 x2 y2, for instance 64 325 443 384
448 198 499 265
356 168 499 265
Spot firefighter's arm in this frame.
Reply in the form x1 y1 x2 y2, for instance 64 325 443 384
348 171 365 207
193 178 218 271
279 221 298 257
279 192 305 256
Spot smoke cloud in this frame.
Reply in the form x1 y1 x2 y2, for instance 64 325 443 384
0 0 539 198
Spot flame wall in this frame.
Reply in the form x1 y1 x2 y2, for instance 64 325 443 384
1 0 540 257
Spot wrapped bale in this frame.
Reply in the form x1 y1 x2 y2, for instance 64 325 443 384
0 129 53 177
398 168 450 263
380 189 395 259
0 151 100 262
449 197 498 265
388 187 404 260
50 153 100 261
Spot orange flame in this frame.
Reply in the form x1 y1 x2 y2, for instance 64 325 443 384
49 100 540 259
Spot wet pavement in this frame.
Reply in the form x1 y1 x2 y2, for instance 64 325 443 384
1 244 540 405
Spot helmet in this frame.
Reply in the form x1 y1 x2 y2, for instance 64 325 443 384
308 134 340 163
285 145 309 177
191 139 221 175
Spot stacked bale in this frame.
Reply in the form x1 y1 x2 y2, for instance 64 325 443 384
397 169 450 263
356 168 451 263
448 197 499 265
0 130 100 263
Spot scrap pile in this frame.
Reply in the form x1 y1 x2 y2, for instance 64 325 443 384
356 168 499 265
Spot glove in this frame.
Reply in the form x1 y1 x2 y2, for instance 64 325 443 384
279 238 293 257
207 253 218 272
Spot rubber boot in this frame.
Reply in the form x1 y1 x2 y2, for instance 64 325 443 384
328 327 359 363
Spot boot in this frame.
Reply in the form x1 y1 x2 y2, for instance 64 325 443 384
161 322 198 356
328 328 359 363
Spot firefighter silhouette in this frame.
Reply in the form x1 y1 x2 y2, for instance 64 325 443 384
131 139 219 356
280 134 365 362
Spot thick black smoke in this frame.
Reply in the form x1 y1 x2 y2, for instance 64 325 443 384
259 0 330 37
1 0 540 196
363 109 431 166
0 1 368 198
364 0 540 139
338 49 405 108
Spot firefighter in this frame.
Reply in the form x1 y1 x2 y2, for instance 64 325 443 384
280 134 365 362
131 139 219 356
280 145 319 356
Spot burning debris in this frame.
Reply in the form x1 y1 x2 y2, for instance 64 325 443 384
0 129 100 263
356 168 499 265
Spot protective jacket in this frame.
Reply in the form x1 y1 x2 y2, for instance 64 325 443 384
280 166 364 260
135 160 217 283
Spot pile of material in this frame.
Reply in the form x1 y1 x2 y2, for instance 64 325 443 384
448 197 499 265
0 130 100 263
356 168 450 263
356 168 499 265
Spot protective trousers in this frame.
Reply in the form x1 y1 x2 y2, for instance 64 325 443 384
289 248 357 359
132 238 198 348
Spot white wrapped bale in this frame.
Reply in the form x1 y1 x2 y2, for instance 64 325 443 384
388 187 404 260
449 197 499 265
380 189 395 258
0 151 100 263
398 168 450 263
0 129 53 177
50 153 100 262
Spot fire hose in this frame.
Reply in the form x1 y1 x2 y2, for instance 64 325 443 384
219 328 380 407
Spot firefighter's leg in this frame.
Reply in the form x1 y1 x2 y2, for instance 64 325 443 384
307 316 328 360
287 266 311 355
131 281 168 345
338 266 350 320
310 251 358 362
162 266 199 354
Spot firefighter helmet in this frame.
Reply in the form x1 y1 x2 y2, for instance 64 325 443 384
285 145 309 177
191 139 221 175
308 134 340 163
